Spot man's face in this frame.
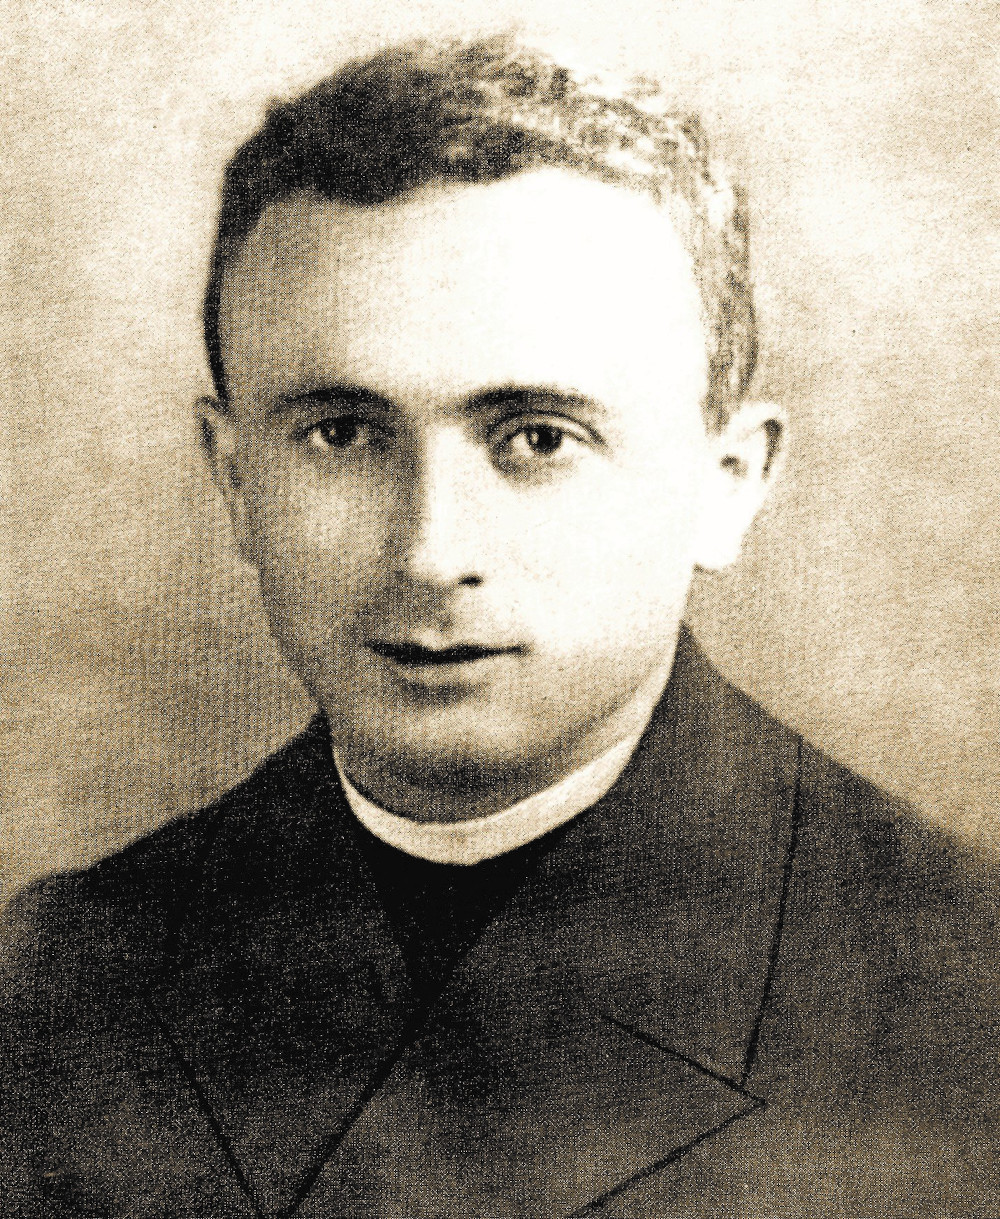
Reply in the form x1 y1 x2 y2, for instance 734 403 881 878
211 169 772 811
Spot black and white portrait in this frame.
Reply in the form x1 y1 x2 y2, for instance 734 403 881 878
3 3 998 1216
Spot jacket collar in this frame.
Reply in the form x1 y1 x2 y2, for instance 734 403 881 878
149 627 801 1216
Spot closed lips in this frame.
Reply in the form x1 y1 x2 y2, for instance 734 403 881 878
368 642 521 666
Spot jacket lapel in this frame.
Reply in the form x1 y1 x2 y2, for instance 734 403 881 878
313 630 801 1216
148 721 418 1216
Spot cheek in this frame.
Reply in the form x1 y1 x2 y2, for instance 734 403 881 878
242 469 383 613
515 465 704 643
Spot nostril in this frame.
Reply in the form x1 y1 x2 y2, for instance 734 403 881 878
459 574 484 587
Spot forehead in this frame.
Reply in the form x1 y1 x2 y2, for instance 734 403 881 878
218 168 709 413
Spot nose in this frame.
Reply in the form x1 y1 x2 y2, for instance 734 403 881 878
391 428 487 589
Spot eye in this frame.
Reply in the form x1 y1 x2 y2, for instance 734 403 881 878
498 418 588 471
303 415 375 452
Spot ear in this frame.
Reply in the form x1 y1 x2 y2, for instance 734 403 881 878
692 400 786 571
196 396 257 566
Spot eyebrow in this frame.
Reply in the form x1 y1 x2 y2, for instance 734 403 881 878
267 382 607 419
265 384 386 418
470 385 606 419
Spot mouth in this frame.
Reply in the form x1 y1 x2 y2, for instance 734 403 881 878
367 641 523 668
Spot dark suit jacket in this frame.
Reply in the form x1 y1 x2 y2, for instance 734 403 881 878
3 631 998 1217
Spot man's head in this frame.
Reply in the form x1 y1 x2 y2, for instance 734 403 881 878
199 36 784 818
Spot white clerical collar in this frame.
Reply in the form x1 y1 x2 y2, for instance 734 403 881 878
333 735 639 866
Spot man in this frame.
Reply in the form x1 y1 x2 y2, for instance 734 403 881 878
2 35 997 1218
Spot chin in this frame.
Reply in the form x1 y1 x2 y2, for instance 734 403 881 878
367 721 531 784
327 698 551 787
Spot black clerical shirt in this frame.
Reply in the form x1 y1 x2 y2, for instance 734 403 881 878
349 820 557 1004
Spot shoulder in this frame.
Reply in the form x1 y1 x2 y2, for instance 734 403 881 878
751 721 999 1114
716 664 998 993
679 631 970 892
681 637 998 1043
666 629 897 826
1 716 329 983
790 732 993 944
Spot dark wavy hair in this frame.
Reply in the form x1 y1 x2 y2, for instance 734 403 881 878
203 34 757 428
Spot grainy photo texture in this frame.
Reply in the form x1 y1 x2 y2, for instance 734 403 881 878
2 4 998 1216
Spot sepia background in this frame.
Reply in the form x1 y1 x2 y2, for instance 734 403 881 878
3 0 998 901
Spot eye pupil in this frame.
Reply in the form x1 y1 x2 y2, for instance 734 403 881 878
313 417 361 448
526 425 562 455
